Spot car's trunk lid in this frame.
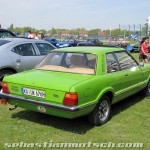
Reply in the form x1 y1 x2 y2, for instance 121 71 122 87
4 69 93 104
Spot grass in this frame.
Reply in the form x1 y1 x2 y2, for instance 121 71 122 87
0 53 150 150
131 53 139 60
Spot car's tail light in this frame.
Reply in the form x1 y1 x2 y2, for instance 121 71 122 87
1 98 7 105
63 92 78 106
2 82 10 93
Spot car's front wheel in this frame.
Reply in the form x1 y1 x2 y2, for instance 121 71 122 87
0 70 14 89
88 95 111 126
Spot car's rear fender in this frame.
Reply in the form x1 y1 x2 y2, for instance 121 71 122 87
95 87 114 103
82 87 114 114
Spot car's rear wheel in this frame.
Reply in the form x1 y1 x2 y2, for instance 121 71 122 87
0 70 14 89
88 95 111 126
144 81 150 97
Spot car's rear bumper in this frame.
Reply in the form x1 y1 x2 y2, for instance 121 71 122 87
0 92 97 118
0 92 79 112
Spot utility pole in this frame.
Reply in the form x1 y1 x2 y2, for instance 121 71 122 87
110 26 111 37
128 24 130 31
128 24 130 39
119 24 120 30
139 24 141 40
133 24 135 34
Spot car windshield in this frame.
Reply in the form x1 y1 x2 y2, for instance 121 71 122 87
0 40 11 46
36 52 97 75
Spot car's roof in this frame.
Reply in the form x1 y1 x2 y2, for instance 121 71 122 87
0 28 13 32
0 37 56 49
0 28 16 36
53 46 123 54
0 37 49 44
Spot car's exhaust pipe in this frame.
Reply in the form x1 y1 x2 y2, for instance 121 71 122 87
9 105 17 111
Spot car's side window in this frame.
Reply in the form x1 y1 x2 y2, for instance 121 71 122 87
13 43 36 56
115 51 137 70
36 43 54 55
51 39 56 42
106 53 119 73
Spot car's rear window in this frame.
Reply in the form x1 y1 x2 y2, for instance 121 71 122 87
36 52 97 75
0 40 11 46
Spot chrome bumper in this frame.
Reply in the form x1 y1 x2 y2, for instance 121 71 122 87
0 92 79 112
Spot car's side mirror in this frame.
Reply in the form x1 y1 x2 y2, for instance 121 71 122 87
139 62 144 67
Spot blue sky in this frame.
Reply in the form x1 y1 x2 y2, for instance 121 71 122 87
0 0 150 30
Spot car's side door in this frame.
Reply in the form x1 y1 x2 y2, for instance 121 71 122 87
114 51 144 97
11 43 41 71
106 52 131 103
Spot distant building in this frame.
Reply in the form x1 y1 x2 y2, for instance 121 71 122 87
97 30 105 37
79 31 88 37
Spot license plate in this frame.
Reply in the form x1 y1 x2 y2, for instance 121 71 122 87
22 88 45 98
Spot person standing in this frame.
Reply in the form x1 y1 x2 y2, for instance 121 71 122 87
34 33 39 40
41 33 45 39
28 31 34 38
139 37 149 63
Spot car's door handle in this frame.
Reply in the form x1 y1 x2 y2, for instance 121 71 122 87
15 59 21 63
124 73 128 76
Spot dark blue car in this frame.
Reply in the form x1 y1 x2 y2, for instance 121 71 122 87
42 37 59 47
56 39 78 48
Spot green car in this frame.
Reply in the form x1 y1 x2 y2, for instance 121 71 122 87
1 47 150 126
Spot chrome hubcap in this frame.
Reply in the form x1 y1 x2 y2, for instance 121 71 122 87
98 100 109 122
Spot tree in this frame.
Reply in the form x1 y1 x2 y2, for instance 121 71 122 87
103 29 110 36
8 24 14 32
38 29 47 34
51 28 57 36
88 29 99 37
111 29 121 37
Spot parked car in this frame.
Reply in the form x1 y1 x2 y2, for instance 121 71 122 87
42 37 59 47
131 40 150 52
1 47 150 126
56 39 79 48
0 38 56 88
77 39 103 46
0 29 16 38
108 40 129 49
103 43 120 47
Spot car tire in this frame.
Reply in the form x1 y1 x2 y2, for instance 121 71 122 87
88 95 111 126
0 70 14 89
143 81 150 97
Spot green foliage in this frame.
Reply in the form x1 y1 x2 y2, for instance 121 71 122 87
7 25 46 35
6 24 147 38
112 28 121 36
88 29 99 36
51 27 57 36
8 24 14 32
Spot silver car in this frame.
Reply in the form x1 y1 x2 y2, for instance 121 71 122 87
0 38 56 87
